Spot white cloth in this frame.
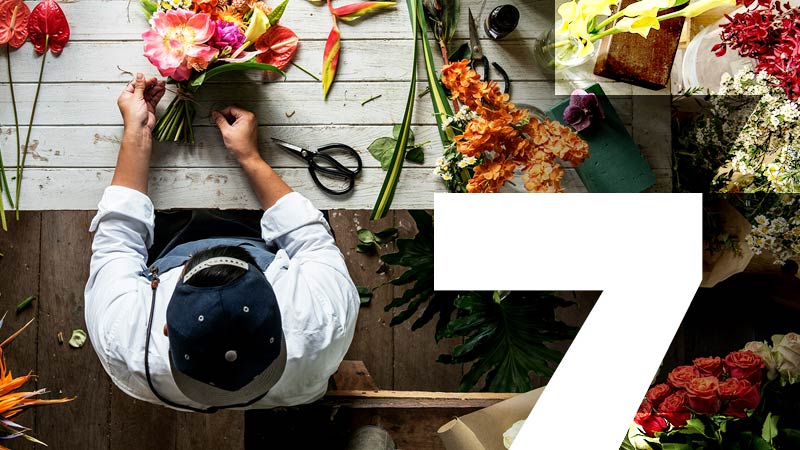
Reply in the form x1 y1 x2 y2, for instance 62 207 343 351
84 186 360 410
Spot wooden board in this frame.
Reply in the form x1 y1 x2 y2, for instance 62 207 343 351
0 212 41 450
36 211 111 449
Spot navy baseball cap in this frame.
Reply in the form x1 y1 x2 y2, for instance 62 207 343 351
166 257 286 406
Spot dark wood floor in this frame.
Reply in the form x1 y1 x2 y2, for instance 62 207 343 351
0 210 597 449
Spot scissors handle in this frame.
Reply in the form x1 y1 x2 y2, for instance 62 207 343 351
309 143 363 177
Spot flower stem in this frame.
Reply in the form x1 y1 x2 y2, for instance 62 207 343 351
593 11 624 32
15 38 48 220
4 44 18 209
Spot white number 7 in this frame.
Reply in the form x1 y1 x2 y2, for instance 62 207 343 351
434 193 702 450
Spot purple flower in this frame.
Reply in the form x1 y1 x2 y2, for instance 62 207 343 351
563 89 605 132
210 21 246 56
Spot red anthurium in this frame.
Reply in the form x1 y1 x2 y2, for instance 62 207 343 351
328 1 396 21
0 0 30 48
255 25 299 70
321 15 340 99
27 0 70 55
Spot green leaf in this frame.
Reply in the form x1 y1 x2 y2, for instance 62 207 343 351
16 295 35 313
415 0 454 145
370 0 419 220
356 242 377 254
188 62 284 91
69 329 88 348
405 147 424 164
368 137 399 171
661 444 692 450
268 0 289 25
393 124 415 145
762 413 779 444
374 227 399 244
357 287 373 305
357 228 377 244
448 42 471 62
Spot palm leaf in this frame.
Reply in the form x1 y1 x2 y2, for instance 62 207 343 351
370 0 419 220
439 291 578 392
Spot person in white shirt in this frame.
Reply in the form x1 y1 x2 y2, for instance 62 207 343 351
84 73 360 412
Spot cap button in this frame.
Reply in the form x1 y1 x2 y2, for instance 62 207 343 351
224 350 238 362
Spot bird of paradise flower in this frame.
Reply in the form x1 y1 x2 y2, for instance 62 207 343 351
0 316 73 448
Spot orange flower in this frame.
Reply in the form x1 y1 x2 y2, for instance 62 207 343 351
192 0 218 17
440 60 589 193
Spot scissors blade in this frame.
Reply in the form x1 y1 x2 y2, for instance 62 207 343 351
468 8 484 60
271 137 306 154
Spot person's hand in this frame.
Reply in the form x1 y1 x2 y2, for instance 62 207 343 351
117 73 166 134
212 106 261 165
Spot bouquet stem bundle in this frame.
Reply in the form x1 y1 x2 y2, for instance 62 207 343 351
153 91 196 143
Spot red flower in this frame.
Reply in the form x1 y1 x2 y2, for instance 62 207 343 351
0 0 31 48
724 351 764 385
718 378 760 418
667 365 700 389
694 356 724 377
686 376 721 415
658 391 691 427
26 0 70 55
634 400 668 437
646 383 672 405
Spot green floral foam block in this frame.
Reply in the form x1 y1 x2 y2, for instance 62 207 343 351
546 83 656 193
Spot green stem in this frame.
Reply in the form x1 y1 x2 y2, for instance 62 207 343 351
589 27 619 42
656 9 685 21
291 62 322 82
4 44 17 208
15 37 47 220
593 11 624 32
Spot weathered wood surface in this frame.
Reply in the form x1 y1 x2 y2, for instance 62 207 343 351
0 0 672 210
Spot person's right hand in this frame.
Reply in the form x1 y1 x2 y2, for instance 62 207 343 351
212 106 261 165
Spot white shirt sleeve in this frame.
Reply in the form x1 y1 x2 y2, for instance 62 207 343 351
84 186 155 379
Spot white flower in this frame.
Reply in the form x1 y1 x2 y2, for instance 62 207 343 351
465 156 477 165
441 173 452 181
457 160 468 168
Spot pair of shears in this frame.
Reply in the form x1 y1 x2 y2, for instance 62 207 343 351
271 138 363 195
468 8 510 94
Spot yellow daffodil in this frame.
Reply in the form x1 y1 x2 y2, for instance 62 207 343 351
613 15 661 37
679 0 736 18
243 6 270 45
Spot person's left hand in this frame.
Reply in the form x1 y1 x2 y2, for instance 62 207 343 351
118 73 166 133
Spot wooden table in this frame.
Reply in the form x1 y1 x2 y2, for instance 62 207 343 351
1 0 673 211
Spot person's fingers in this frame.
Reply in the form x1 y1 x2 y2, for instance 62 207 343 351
123 78 136 94
150 85 166 107
212 111 231 131
133 73 146 99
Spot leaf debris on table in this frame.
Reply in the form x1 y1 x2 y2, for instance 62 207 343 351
68 329 87 348
368 125 427 170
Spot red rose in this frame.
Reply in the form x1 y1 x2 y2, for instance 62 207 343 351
694 356 724 377
718 378 760 418
667 365 700 389
724 351 764 385
686 376 720 415
634 400 668 437
658 391 691 427
646 383 672 405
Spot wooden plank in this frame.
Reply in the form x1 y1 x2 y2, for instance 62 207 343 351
19 0 543 41
109 390 178 450
0 82 600 126
392 210 463 392
0 212 41 450
176 411 245 450
329 210 396 389
349 408 472 449
0 40 547 84
324 390 517 409
0 125 447 169
36 211 111 450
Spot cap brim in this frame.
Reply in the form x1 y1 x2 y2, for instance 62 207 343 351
169 331 287 407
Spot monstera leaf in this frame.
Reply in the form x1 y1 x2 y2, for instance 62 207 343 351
438 291 578 392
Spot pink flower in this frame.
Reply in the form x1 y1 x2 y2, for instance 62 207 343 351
142 9 219 81
210 20 245 56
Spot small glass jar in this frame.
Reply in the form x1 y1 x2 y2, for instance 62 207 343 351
484 5 520 40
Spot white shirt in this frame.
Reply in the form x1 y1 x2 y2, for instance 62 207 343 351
84 186 360 410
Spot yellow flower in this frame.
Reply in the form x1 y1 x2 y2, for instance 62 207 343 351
557 1 579 33
619 0 676 17
244 6 270 44
614 15 661 37
679 0 736 18
579 0 619 18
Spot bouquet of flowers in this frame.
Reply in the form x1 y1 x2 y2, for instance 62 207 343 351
434 60 590 193
623 334 800 450
690 67 800 193
140 0 298 143
713 0 800 101
743 195 800 265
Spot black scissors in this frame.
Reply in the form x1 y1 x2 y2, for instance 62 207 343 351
271 138 363 195
468 8 510 94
